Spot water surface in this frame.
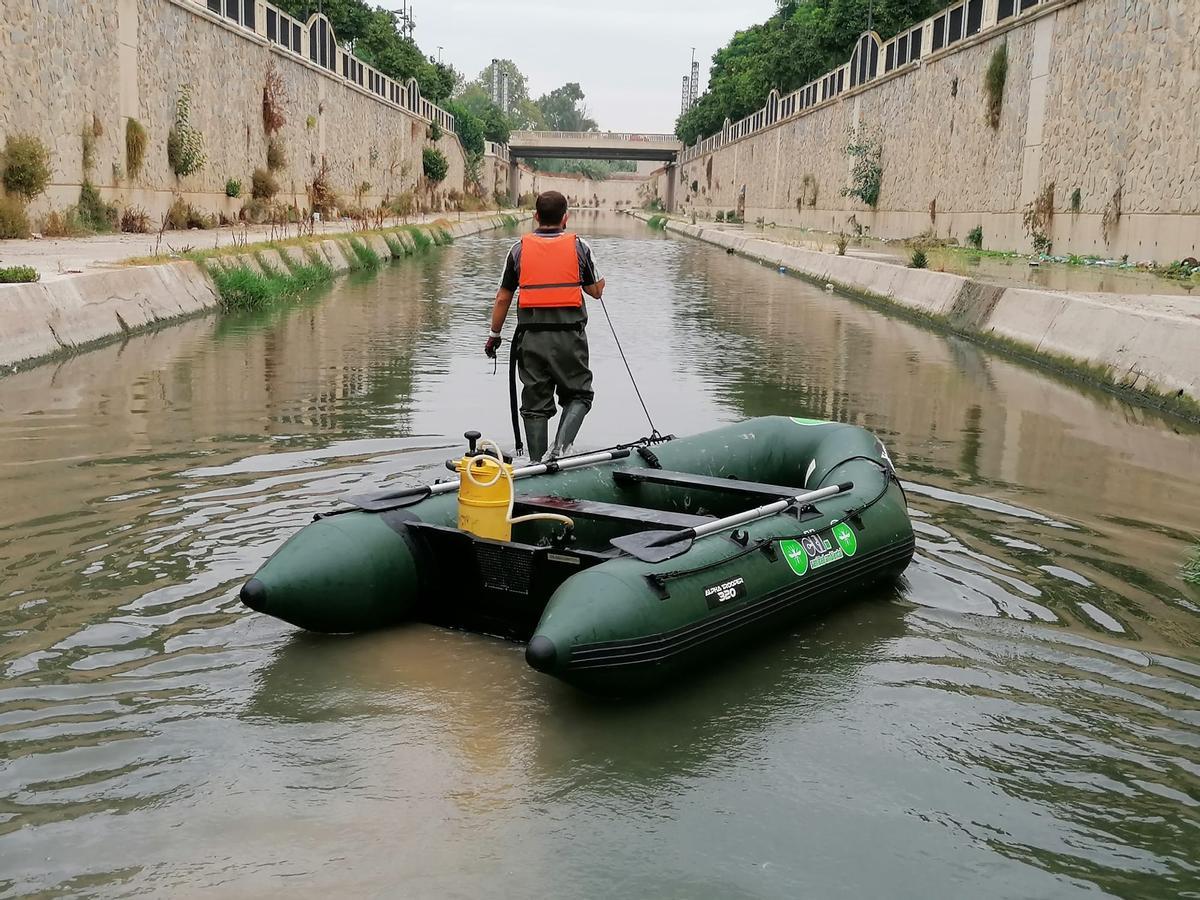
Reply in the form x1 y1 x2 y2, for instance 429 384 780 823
1 213 1197 897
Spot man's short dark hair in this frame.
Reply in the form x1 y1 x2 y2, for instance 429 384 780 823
535 191 568 225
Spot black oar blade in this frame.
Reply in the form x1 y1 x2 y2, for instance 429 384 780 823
610 529 695 563
345 485 431 512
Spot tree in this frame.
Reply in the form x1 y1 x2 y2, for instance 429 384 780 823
454 85 512 144
528 158 636 180
676 0 945 145
444 100 484 156
423 146 448 183
534 83 597 132
461 60 545 131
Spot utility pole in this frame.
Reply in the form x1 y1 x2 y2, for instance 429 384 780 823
437 46 443 63
681 48 699 115
390 3 415 40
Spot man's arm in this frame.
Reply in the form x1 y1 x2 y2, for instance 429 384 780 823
486 245 520 356
490 288 514 333
578 238 604 300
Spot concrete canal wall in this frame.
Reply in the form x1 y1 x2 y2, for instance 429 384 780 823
635 213 1200 409
513 166 655 209
667 0 1200 263
0 214 527 371
0 0 469 224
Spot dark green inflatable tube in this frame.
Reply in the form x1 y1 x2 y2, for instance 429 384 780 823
241 416 914 692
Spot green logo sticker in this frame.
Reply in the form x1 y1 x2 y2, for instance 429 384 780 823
832 523 858 557
789 417 830 426
780 531 854 577
780 539 808 576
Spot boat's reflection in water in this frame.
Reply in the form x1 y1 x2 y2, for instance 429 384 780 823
246 585 908 774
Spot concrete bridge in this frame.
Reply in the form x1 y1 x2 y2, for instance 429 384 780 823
503 131 682 206
507 131 681 162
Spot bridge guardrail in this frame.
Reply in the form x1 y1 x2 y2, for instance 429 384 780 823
510 131 680 144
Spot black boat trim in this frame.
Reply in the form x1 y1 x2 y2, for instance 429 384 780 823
565 538 915 670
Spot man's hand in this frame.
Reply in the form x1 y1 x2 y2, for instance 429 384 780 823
484 332 503 358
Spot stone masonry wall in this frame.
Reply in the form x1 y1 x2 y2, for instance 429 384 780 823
0 0 468 224
672 0 1199 262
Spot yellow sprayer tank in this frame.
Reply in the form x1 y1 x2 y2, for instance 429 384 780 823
455 450 514 542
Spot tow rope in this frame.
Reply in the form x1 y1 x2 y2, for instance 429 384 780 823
598 297 661 441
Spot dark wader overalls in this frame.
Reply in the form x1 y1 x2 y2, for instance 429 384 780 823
504 228 598 461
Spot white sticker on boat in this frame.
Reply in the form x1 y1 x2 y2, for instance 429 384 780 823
804 459 816 487
703 576 747 610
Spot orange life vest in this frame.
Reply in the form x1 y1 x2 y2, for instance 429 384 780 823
517 232 583 308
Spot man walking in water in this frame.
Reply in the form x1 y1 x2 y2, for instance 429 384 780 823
485 191 605 461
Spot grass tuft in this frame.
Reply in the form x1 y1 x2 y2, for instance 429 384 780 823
339 241 363 271
347 237 381 270
405 226 433 252
210 260 332 311
1183 544 1200 586
0 265 40 283
383 234 406 257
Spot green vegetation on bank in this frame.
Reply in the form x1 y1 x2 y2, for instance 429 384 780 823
124 217 495 311
676 0 945 144
346 237 382 270
1184 545 1200 586
405 225 433 251
0 133 51 238
647 215 667 230
0 265 40 284
209 255 332 312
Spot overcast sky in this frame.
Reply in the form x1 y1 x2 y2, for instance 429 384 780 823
400 0 780 132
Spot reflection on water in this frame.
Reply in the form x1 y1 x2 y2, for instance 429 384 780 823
1 213 1198 897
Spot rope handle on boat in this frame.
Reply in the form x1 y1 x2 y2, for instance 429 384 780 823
647 460 899 585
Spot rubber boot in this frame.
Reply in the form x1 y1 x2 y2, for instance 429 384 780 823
547 401 589 460
523 416 549 463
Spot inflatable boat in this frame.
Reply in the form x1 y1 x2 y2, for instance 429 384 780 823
240 416 914 692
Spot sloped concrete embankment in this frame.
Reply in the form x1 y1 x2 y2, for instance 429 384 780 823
640 215 1200 408
0 215 525 372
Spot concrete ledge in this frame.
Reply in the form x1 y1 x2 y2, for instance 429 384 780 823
634 212 1200 410
0 263 217 368
255 249 289 275
1 214 529 372
319 241 353 272
365 235 393 261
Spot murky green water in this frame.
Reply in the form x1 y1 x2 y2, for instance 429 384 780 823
1 213 1198 898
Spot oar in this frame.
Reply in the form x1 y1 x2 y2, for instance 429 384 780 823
610 481 853 564
347 448 632 512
